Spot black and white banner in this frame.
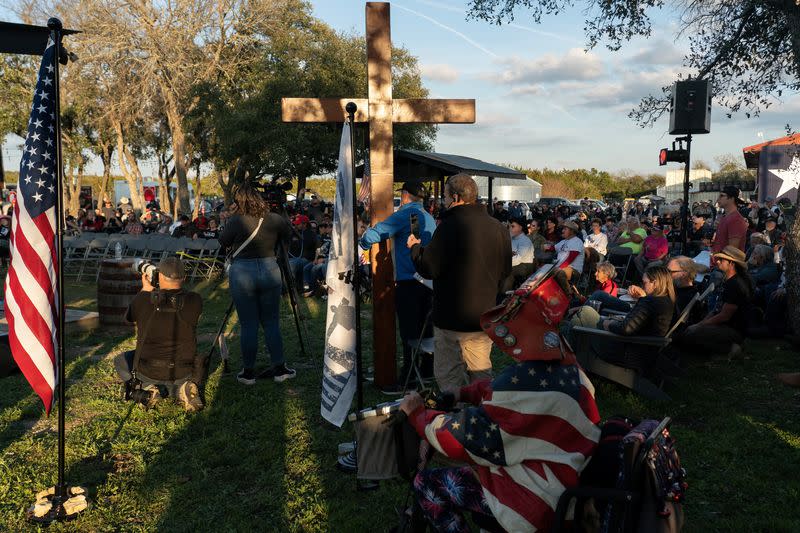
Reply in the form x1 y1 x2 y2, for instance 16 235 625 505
320 123 358 427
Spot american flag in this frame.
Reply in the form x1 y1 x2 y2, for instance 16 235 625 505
357 153 370 205
5 38 59 413
412 360 601 532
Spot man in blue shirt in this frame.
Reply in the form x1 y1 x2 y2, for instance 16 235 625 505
360 181 436 390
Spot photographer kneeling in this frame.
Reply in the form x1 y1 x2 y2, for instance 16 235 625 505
114 257 205 412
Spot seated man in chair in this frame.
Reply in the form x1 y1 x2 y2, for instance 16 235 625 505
114 257 205 412
400 266 600 532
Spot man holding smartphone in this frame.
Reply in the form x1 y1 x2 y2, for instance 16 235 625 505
360 181 437 392
407 174 512 391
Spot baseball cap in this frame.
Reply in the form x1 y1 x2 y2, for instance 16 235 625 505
158 257 186 280
401 181 427 199
721 185 744 204
293 214 310 226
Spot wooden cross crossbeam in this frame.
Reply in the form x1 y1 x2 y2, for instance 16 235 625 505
281 98 476 124
281 2 475 388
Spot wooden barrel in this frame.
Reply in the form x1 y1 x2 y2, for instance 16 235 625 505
97 259 142 326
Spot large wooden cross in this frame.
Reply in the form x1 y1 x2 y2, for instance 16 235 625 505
282 2 475 388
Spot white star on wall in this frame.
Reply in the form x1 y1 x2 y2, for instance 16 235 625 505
772 155 800 198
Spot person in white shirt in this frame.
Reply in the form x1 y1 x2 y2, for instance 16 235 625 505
555 220 584 281
509 217 534 266
584 218 608 259
501 217 536 293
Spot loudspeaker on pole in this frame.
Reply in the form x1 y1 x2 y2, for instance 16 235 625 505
669 80 711 135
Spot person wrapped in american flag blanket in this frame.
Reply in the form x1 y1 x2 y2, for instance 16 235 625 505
399 264 602 532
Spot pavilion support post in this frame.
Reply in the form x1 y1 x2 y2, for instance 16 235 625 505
488 177 494 214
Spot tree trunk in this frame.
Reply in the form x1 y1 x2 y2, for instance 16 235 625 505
122 146 147 213
192 161 202 219
164 104 191 217
64 165 75 217
297 175 307 201
72 165 84 216
98 141 113 203
113 120 146 213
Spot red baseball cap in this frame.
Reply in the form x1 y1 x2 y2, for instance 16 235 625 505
293 214 310 226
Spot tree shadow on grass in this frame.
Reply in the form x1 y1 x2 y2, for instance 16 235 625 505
121 287 309 531
0 326 134 458
129 356 290 530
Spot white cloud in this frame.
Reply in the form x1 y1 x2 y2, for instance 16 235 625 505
420 63 460 83
576 68 682 107
627 38 685 66
495 48 605 85
509 84 545 96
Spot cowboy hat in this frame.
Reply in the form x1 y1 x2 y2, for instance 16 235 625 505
713 245 746 268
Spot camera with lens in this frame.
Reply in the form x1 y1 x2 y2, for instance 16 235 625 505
256 176 294 211
132 258 159 289
123 377 157 409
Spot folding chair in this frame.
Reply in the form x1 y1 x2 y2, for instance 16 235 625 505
178 238 206 279
123 236 144 258
143 237 169 263
199 239 222 280
607 246 633 286
77 237 109 282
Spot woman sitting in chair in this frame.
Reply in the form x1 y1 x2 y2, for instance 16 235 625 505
562 265 675 367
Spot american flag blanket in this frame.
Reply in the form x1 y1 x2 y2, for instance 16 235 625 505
409 360 601 532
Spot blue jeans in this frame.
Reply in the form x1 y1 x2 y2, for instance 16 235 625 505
229 257 284 369
303 261 327 289
288 257 309 288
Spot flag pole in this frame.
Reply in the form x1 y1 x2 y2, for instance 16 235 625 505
345 102 363 411
47 17 68 505
27 18 88 524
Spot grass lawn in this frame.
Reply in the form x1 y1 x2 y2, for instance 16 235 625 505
0 278 799 532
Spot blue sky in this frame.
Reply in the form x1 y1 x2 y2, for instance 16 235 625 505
1 1 797 177
311 0 799 174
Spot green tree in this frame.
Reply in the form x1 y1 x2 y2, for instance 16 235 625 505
189 12 435 203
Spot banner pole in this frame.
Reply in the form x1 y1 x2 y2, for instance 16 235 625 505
345 102 363 411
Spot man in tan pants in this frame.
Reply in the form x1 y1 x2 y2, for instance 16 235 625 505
408 174 512 391
433 328 494 390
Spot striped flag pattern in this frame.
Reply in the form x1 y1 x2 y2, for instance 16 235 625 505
5 38 59 413
412 359 601 532
357 154 370 205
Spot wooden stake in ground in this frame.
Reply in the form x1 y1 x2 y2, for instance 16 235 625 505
282 2 475 388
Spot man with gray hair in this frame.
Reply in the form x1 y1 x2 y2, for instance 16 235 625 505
407 174 512 390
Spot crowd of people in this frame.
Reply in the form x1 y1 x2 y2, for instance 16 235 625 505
387 180 794 531
93 173 796 532
62 197 223 240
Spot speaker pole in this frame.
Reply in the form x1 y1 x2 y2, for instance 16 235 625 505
679 133 692 254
